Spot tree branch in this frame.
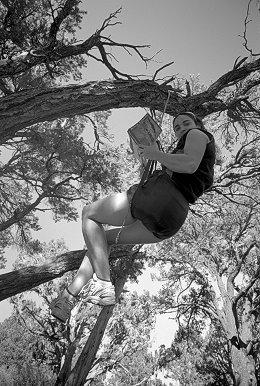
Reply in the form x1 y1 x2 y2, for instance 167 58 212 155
0 249 85 301
48 0 80 50
152 61 175 81
0 167 84 232
0 78 227 145
0 7 150 80
0 192 47 232
233 248 260 307
206 57 260 96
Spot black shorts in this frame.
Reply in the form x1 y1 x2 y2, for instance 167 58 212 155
127 173 189 240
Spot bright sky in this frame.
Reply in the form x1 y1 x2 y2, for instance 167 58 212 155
81 0 255 84
0 0 259 347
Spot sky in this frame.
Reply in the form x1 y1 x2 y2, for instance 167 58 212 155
80 0 255 85
76 0 259 143
0 0 259 347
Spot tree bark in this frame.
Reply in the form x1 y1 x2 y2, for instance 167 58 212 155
65 306 114 386
211 271 257 385
63 276 126 386
1 57 260 145
0 250 85 301
229 297 257 386
0 79 189 144
0 78 233 145
231 347 257 386
1 55 260 145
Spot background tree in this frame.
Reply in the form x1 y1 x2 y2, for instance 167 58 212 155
156 320 234 385
0 315 56 385
152 189 260 384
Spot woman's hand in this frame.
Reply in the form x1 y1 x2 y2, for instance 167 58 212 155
138 143 160 161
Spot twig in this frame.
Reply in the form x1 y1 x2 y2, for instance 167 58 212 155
185 80 191 96
233 56 248 70
152 61 174 81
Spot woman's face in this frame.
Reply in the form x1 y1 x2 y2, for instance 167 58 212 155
173 114 198 139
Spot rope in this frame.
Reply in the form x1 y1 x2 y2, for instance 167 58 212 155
160 90 172 126
115 207 129 245
115 91 173 244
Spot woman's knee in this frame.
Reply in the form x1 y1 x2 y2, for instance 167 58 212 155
82 204 95 223
81 193 133 228
82 200 107 224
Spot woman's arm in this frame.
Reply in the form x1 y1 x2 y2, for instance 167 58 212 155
139 129 209 174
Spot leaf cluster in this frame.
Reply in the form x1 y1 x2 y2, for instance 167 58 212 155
0 0 87 87
156 322 233 386
0 315 56 385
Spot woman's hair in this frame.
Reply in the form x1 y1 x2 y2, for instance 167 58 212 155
173 112 206 131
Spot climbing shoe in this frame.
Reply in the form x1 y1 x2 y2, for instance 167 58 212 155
50 294 75 323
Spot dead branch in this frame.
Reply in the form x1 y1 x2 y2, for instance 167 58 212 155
185 80 191 96
152 61 175 81
240 0 260 57
233 56 248 70
98 8 123 33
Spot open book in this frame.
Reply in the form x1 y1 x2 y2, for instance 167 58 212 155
128 114 162 165
128 113 162 145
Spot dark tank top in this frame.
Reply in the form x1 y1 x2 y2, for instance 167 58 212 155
171 129 215 204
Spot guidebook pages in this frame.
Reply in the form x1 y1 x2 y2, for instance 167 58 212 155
128 114 162 165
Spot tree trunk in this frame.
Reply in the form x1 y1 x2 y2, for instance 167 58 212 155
55 339 78 386
214 274 257 385
63 276 126 386
230 298 257 386
231 347 257 386
0 250 85 301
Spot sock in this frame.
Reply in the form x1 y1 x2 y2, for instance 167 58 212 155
66 287 78 298
96 275 111 284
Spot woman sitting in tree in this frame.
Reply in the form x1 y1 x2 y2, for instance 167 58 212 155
50 111 216 323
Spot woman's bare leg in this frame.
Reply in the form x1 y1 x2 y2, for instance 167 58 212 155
105 220 161 245
62 192 161 300
63 252 94 298
81 192 136 281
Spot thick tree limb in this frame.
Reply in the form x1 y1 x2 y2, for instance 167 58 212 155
1 56 260 145
0 79 224 145
0 250 85 301
207 57 260 96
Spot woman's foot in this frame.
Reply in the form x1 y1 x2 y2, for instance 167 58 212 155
50 288 77 323
81 274 116 306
